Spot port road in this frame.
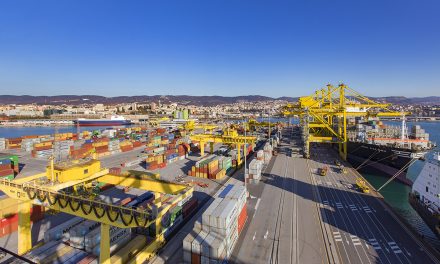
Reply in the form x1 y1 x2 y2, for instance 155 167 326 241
231 127 440 264
309 145 440 264
231 128 328 264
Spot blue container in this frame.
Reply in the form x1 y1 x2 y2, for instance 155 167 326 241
85 139 93 143
126 192 154 208
0 159 12 165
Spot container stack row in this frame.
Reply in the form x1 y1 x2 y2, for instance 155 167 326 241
0 195 43 238
263 142 273 164
188 155 231 179
0 138 5 150
183 184 247 264
0 154 19 180
246 157 264 184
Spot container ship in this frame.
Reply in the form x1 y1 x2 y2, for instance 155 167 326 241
409 152 440 239
74 115 132 127
346 118 435 185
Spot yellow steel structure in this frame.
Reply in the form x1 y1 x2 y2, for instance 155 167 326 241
283 83 407 160
189 128 257 166
0 160 193 264
182 120 218 134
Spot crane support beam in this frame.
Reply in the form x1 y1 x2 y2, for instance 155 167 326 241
18 201 32 255
97 174 188 194
49 169 109 191
100 223 111 264
13 173 46 184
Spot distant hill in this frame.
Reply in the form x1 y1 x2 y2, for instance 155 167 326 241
0 95 438 106
0 95 298 106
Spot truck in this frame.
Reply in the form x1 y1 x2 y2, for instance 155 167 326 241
356 178 370 193
319 166 328 176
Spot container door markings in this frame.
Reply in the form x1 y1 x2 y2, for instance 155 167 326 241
349 204 358 211
335 202 343 209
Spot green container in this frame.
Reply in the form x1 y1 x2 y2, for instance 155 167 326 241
1 175 14 181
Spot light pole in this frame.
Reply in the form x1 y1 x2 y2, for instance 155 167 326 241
244 117 247 191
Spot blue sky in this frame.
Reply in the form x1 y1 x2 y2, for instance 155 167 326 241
0 0 439 97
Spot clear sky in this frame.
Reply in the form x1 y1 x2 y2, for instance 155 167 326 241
0 0 439 97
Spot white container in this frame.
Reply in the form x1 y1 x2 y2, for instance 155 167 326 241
44 217 84 243
192 230 209 255
91 228 131 256
202 198 222 227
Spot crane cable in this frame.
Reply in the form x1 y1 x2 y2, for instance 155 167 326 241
377 158 417 192
355 150 380 170
356 153 398 170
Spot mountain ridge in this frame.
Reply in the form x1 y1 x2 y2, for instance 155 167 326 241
0 95 439 106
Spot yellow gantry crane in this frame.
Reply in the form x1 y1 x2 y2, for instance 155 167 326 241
189 128 257 166
181 120 219 134
283 83 408 160
0 159 193 264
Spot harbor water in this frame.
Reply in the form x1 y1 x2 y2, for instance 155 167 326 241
363 121 440 247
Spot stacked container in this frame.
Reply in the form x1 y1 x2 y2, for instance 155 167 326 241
0 138 5 150
263 142 273 164
188 155 231 179
246 159 264 184
183 184 247 264
0 155 19 180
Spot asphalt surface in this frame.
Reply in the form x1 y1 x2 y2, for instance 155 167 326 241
230 127 440 264
309 144 440 264
230 127 328 264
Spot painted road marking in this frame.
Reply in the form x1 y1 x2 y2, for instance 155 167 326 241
351 235 362 246
388 242 403 254
253 232 256 241
363 206 373 213
333 231 343 242
368 238 382 250
255 198 261 210
349 204 358 211
264 230 269 239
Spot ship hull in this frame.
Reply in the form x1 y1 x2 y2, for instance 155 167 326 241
346 142 425 186
74 120 132 127
409 193 440 239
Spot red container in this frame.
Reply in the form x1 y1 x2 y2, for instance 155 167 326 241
109 167 122 175
100 184 114 191
191 252 201 264
182 198 198 219
0 214 19 238
0 164 12 170
238 203 247 235
0 169 14 177
120 197 132 206
31 205 44 222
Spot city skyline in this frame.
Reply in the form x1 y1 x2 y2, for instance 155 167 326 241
1 1 439 97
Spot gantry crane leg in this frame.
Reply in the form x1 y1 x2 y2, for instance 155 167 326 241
99 223 111 264
200 141 205 156
236 143 242 167
210 142 214 154
18 201 32 255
